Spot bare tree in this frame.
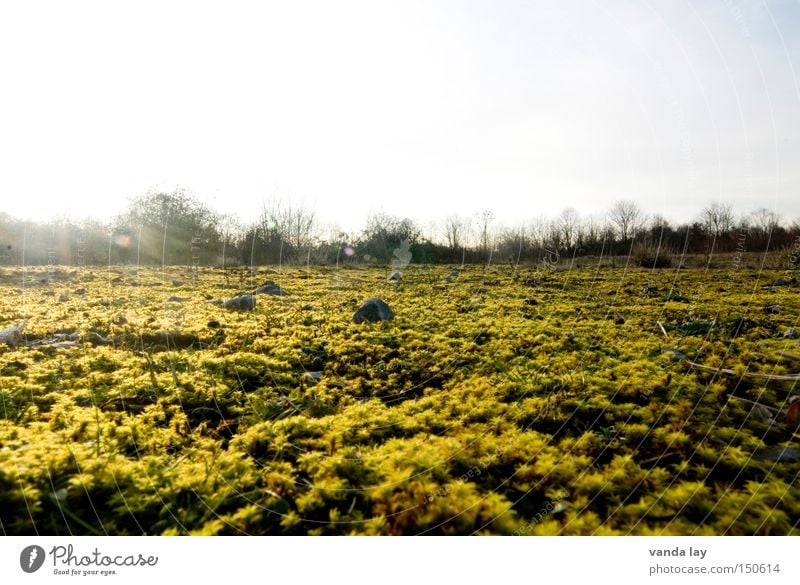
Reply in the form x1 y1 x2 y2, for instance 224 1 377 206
558 207 579 250
608 200 644 242
286 203 317 250
642 214 670 248
700 202 735 237
527 216 549 251
217 213 244 267
546 217 562 251
574 214 606 253
443 214 468 252
496 225 528 265
476 210 495 260
650 214 670 230
259 197 317 251
749 208 781 236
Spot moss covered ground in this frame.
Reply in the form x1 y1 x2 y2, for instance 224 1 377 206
0 263 798 535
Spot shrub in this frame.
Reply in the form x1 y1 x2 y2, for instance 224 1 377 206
635 245 673 268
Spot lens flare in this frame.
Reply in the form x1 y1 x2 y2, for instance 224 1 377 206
113 234 132 248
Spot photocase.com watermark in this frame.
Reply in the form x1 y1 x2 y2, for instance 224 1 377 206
18 544 158 577
422 466 483 504
20 545 46 573
786 235 800 274
513 490 571 536
391 239 412 272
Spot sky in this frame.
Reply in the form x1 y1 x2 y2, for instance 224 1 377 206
0 0 798 232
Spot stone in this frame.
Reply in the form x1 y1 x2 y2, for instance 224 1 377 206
223 294 256 311
303 371 323 383
44 341 80 349
353 298 394 324
387 271 402 281
754 446 800 462
0 322 26 347
661 348 689 361
254 280 288 295
84 331 111 346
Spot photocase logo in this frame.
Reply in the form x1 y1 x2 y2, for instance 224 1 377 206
20 545 46 573
391 239 412 273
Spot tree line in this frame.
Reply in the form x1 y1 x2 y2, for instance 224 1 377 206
1 190 798 268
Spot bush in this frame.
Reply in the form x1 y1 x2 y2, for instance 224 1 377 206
635 245 672 268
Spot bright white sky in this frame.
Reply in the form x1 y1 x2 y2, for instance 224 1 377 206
0 0 798 232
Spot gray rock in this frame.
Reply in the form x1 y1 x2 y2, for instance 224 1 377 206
223 294 256 311
750 404 775 424
171 279 184 287
166 296 187 302
661 348 689 361
303 371 323 383
784 328 799 339
254 280 288 295
84 331 111 346
53 332 80 342
353 298 394 324
58 294 70 302
387 271 402 281
47 341 80 349
765 305 782 314
74 288 86 295
0 322 26 347
754 446 800 462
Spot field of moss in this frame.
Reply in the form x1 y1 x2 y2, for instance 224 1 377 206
0 262 798 535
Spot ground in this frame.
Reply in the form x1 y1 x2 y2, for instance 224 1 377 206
0 262 798 535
